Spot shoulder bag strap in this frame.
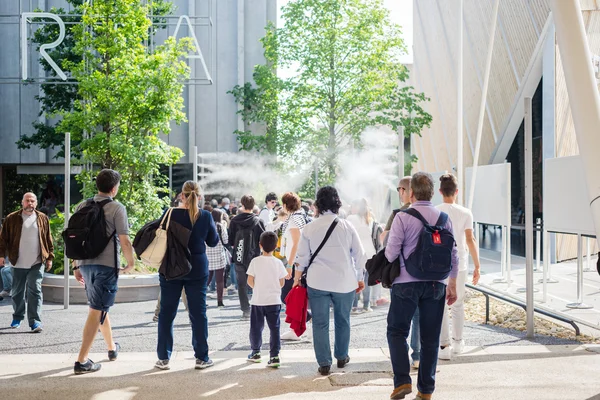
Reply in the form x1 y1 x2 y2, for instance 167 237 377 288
301 218 339 287
401 207 429 226
159 207 173 230
308 218 339 267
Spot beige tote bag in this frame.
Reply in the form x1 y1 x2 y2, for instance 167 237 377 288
140 208 173 268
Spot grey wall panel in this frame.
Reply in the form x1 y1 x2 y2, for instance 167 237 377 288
0 0 273 167
216 0 239 153
20 82 43 163
0 85 21 163
0 19 19 78
244 0 267 83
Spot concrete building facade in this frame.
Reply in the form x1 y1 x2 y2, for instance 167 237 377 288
0 0 276 214
411 0 600 260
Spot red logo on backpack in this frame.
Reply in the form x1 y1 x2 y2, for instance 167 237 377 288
432 231 442 245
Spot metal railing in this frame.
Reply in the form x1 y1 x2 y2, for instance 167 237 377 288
466 283 581 336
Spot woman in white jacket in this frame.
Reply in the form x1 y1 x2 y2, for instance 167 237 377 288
346 199 376 313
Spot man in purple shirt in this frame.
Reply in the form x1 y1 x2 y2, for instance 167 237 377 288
385 172 458 400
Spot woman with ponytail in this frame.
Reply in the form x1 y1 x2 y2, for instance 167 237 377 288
155 181 219 371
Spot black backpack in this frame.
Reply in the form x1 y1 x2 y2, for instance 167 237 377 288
233 218 260 267
371 221 383 253
400 208 455 281
63 199 115 260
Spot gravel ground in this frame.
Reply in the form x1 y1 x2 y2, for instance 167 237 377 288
0 288 581 356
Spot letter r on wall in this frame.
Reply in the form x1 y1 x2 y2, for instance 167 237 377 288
21 12 67 81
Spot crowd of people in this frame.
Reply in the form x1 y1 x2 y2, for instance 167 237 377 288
0 168 482 400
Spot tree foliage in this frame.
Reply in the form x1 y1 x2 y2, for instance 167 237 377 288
18 0 192 232
17 0 175 159
57 0 192 230
230 0 432 185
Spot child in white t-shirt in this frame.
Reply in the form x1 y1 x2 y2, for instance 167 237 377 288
246 231 288 367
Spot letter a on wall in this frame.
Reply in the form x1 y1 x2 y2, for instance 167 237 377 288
173 15 213 84
21 13 67 81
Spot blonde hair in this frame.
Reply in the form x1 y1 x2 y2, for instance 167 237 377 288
182 180 202 223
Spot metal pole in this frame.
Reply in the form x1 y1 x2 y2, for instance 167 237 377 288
63 133 71 309
524 97 535 338
567 234 593 309
168 164 173 195
549 0 600 250
398 126 405 179
193 145 198 184
494 224 507 283
542 229 548 303
535 218 541 272
506 222 512 286
585 237 591 272
457 0 463 205
467 0 500 210
314 161 319 200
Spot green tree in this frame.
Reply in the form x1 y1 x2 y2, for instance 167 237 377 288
17 0 175 158
230 0 431 186
52 0 192 231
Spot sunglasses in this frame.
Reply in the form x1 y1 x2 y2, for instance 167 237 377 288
397 187 406 193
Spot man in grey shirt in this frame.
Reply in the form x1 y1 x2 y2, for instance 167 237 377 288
72 169 135 375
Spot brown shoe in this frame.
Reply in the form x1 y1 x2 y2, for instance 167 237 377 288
390 384 412 399
415 392 432 400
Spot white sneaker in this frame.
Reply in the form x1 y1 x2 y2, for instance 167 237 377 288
0 290 9 298
206 293 217 300
362 307 373 313
281 330 302 341
351 308 361 315
411 360 420 369
301 322 313 341
452 340 465 355
438 345 452 360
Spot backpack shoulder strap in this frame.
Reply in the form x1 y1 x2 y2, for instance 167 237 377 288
435 211 448 227
97 198 113 207
401 208 429 226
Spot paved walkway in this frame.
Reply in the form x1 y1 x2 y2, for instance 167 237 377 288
2 345 600 400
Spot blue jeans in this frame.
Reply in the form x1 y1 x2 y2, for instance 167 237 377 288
250 304 281 357
353 271 371 309
157 274 209 361
229 263 237 289
411 307 421 361
308 287 355 367
1 266 13 291
387 282 446 394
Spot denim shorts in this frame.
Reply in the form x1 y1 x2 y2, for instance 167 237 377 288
80 265 119 312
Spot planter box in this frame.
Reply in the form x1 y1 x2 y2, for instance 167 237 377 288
42 273 159 304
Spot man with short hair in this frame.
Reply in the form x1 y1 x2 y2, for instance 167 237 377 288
381 176 412 245
228 195 266 320
258 192 278 226
436 173 481 360
73 169 135 374
385 172 458 400
220 197 231 216
0 192 54 332
382 176 421 369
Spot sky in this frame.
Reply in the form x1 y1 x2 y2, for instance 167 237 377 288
277 0 414 65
